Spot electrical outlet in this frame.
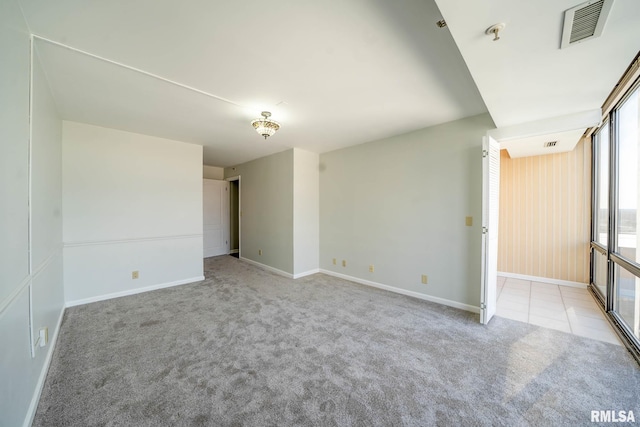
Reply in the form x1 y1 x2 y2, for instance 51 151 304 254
39 327 48 348
421 274 428 285
342 260 347 267
132 271 139 279
369 265 374 273
259 249 263 256
332 258 337 265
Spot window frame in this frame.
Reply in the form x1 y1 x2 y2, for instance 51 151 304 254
589 74 640 362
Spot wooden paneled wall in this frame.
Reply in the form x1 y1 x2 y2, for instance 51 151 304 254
498 138 591 283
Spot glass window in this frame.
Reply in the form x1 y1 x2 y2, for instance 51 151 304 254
616 87 640 263
614 263 640 341
595 123 610 247
593 250 607 297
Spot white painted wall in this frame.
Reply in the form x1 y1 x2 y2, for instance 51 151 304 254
0 4 65 424
319 114 494 309
30 49 65 368
203 165 224 180
224 150 294 275
63 122 204 305
293 149 319 276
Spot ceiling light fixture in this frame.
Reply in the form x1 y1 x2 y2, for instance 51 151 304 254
251 111 280 140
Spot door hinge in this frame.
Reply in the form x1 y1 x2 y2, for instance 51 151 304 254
482 227 488 234
480 303 486 309
482 149 488 158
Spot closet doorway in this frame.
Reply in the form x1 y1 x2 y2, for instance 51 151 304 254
227 176 240 258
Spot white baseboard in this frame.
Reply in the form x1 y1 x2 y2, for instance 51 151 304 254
23 305 65 427
65 276 205 308
238 258 319 280
240 257 294 279
319 269 480 314
229 249 239 254
293 268 320 279
498 271 587 289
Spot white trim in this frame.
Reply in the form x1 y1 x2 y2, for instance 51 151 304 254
293 269 320 279
498 271 588 289
65 276 205 307
63 234 202 248
28 34 34 276
29 284 35 358
240 257 293 279
23 306 64 427
229 249 239 254
0 275 31 316
32 35 243 108
319 269 480 314
28 33 35 358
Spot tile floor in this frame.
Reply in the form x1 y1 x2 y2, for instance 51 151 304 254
496 276 621 345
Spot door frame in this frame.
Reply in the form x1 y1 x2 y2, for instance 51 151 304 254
226 175 241 258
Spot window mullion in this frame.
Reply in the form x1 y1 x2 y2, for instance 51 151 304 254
607 109 617 313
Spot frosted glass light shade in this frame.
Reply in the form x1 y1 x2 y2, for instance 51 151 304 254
251 112 280 139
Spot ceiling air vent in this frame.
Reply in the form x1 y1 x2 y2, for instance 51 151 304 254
544 141 558 148
560 0 614 49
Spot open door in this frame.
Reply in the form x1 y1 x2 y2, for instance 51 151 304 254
203 179 230 258
481 136 500 324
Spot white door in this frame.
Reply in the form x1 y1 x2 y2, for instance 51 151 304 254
481 136 500 324
203 179 229 258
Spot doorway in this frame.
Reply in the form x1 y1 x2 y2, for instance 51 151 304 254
491 141 620 344
227 176 240 258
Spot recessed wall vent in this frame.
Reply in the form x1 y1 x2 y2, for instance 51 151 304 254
560 0 614 49
544 141 558 147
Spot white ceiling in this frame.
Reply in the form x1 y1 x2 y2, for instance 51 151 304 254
500 129 586 158
434 0 640 129
22 0 487 167
19 0 640 165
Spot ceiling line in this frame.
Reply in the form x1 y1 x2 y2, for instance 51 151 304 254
32 34 246 109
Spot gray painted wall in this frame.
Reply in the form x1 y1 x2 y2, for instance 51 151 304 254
293 148 320 276
319 114 494 307
0 0 30 309
0 4 65 424
225 150 295 274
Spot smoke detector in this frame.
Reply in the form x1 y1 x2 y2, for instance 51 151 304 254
560 0 614 49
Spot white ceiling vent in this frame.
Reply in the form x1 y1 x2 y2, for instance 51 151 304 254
560 0 614 49
544 141 558 147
